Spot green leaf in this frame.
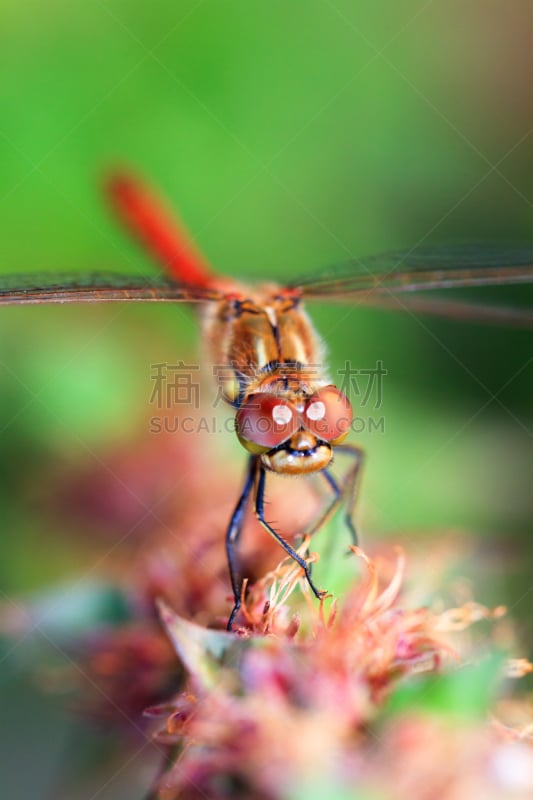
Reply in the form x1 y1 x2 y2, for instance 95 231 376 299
157 598 247 690
385 651 506 722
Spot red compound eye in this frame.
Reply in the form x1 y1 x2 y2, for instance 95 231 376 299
303 386 352 442
236 394 300 448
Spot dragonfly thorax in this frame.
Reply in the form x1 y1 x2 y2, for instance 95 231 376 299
202 289 328 406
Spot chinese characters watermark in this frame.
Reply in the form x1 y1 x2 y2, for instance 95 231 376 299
148 359 388 435
336 359 387 409
150 361 201 409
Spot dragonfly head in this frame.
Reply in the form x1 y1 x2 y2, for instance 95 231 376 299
235 385 352 475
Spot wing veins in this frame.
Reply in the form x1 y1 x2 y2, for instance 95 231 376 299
0 272 223 306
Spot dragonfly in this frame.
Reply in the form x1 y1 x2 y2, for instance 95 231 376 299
2 173 533 628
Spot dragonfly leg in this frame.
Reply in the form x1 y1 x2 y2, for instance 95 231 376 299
254 465 325 601
226 456 257 631
335 443 365 546
304 444 365 547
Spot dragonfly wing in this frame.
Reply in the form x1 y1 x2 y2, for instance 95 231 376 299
292 244 533 297
0 273 225 306
353 293 533 328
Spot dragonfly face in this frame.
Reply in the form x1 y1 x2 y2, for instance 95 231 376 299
1 171 532 629
235 381 353 475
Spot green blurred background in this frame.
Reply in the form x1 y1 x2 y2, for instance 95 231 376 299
1 1 532 797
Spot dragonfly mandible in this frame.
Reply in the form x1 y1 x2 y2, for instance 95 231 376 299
1 173 533 628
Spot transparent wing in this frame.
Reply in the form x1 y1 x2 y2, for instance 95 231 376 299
353 293 533 327
0 272 225 306
291 244 533 296
288 244 533 326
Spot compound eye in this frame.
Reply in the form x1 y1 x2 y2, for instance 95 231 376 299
303 386 352 443
236 394 299 449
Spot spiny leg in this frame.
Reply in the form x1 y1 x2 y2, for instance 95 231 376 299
254 464 324 601
225 455 257 630
301 444 365 569
335 443 365 546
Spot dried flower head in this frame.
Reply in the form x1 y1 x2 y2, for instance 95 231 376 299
144 545 523 800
